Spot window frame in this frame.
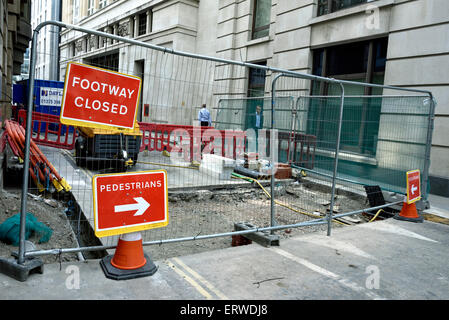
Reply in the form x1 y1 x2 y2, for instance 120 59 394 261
310 38 388 155
87 0 95 16
247 61 267 98
251 0 271 40
138 12 148 36
317 0 370 17
99 0 107 9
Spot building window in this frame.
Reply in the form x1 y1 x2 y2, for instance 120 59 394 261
247 61 267 97
99 0 107 9
252 0 271 40
87 52 119 72
318 0 369 16
87 0 95 16
309 38 388 155
138 12 147 36
73 0 80 23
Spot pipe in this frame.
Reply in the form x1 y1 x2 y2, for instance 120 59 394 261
17 123 63 181
23 218 330 258
4 123 40 186
12 122 57 184
7 121 49 190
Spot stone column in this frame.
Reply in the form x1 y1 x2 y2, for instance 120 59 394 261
134 15 139 37
146 10 151 34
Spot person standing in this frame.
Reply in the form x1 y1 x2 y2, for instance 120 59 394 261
198 103 212 127
249 105 263 153
255 105 263 130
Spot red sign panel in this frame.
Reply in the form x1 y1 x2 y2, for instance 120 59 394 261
406 169 421 204
60 62 141 130
92 170 168 237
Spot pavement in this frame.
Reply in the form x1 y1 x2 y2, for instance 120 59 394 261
0 194 448 302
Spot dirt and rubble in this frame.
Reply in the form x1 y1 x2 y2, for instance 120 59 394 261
0 174 374 264
0 188 80 264
142 178 372 261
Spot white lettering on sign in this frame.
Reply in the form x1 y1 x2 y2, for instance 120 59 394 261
70 76 136 116
71 77 136 99
74 97 127 114
99 180 162 193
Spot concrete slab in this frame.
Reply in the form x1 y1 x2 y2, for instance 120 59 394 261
1 218 448 301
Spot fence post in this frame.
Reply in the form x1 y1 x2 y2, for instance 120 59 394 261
422 93 436 202
17 28 39 264
270 74 283 233
327 81 345 237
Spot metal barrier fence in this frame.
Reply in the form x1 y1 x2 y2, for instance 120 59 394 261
1 21 435 266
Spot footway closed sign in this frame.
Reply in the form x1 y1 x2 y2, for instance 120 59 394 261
92 170 169 238
60 62 141 130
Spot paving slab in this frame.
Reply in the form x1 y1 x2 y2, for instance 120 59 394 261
1 218 448 301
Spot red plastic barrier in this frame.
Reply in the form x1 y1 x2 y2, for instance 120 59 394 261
277 131 316 169
17 110 77 150
138 122 247 162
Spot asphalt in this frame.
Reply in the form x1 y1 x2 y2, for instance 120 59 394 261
0 194 448 302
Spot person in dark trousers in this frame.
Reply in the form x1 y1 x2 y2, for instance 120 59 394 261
248 105 263 153
254 105 263 131
198 103 211 127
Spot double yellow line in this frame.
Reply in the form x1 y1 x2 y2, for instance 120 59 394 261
166 257 228 300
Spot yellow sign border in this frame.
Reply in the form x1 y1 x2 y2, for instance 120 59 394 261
406 169 421 204
60 61 142 131
92 169 169 238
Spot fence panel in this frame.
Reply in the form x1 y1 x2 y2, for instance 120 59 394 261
3 21 433 265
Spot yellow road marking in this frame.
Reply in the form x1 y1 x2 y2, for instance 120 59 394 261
166 259 213 300
172 257 228 300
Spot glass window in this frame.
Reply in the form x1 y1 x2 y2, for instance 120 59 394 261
73 0 80 23
99 0 107 9
138 12 147 36
309 38 389 155
318 0 368 17
252 0 271 39
248 61 267 97
87 0 95 16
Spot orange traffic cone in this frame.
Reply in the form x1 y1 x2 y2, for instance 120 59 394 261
394 201 423 223
111 232 147 269
100 232 158 280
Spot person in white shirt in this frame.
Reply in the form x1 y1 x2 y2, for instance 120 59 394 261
198 104 211 127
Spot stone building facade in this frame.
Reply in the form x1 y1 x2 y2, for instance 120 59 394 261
59 0 449 196
0 0 32 124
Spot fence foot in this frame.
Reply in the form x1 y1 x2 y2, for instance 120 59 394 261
234 222 280 247
0 256 44 282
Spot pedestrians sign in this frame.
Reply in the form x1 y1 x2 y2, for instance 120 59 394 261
92 170 168 238
406 169 421 204
60 62 141 130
